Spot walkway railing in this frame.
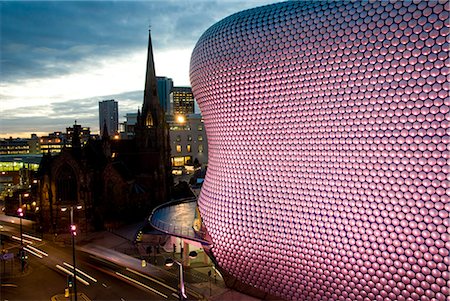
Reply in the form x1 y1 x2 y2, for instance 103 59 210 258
149 198 211 245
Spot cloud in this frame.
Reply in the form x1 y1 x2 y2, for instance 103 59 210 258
0 90 144 137
1 1 277 83
0 0 279 137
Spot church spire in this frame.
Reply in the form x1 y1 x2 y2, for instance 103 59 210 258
141 29 161 128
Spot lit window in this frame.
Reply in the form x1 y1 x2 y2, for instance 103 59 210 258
176 135 181 142
187 145 191 152
146 114 154 127
198 125 203 131
198 144 203 153
176 145 182 153
187 135 192 141
198 135 203 141
173 157 184 167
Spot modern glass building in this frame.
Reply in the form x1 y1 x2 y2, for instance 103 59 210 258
157 76 174 113
190 1 449 300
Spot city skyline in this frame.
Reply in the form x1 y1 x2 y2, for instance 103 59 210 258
0 0 277 138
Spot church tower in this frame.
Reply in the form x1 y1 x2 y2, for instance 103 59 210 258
134 30 172 205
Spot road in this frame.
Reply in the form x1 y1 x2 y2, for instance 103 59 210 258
0 216 202 301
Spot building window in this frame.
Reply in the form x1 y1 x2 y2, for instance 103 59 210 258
176 145 182 153
173 157 184 167
56 164 77 204
187 144 191 152
198 135 203 141
198 125 203 131
145 114 154 127
176 135 181 142
198 144 203 153
187 135 192 141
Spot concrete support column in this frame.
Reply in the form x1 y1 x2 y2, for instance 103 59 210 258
182 241 190 266
203 250 210 265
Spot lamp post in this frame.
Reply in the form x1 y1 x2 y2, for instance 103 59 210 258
62 205 82 301
165 251 197 301
17 196 25 272
18 194 23 246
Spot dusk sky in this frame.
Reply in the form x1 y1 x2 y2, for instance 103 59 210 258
0 0 277 138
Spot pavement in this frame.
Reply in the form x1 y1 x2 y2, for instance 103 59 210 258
51 292 90 301
51 222 262 301
0 213 261 300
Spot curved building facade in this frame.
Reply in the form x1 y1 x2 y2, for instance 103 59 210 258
190 1 449 300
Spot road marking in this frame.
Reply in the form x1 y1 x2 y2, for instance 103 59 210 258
63 262 98 283
126 268 177 293
102 283 108 288
115 272 167 298
172 293 179 298
55 265 90 286
25 245 48 257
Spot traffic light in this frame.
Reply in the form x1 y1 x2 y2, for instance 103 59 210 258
70 224 77 236
67 275 73 288
18 248 27 271
17 208 23 217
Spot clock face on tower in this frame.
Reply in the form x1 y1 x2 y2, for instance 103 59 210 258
190 1 450 300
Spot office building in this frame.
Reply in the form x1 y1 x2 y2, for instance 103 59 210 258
66 122 91 146
0 134 39 155
119 113 138 140
99 99 118 137
39 132 66 154
0 138 30 155
190 1 449 300
170 87 195 116
168 114 207 174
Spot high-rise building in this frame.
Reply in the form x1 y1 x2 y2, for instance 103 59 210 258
157 76 173 113
190 1 449 300
99 99 118 137
170 87 195 116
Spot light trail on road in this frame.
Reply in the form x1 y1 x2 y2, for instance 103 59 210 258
26 245 48 257
63 262 98 283
11 235 33 244
115 272 168 298
55 264 90 286
22 233 42 242
24 246 43 258
125 268 176 293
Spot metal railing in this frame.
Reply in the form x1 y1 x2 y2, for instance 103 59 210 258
149 198 211 245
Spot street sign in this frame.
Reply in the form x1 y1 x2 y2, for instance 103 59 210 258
1 253 14 260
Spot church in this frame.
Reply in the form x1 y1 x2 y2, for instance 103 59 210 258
36 31 172 233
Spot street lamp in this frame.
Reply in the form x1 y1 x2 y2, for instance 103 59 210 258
165 251 197 301
17 207 23 246
17 204 26 272
61 205 82 301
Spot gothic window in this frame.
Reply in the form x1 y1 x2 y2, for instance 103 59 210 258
56 164 77 205
146 113 154 127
